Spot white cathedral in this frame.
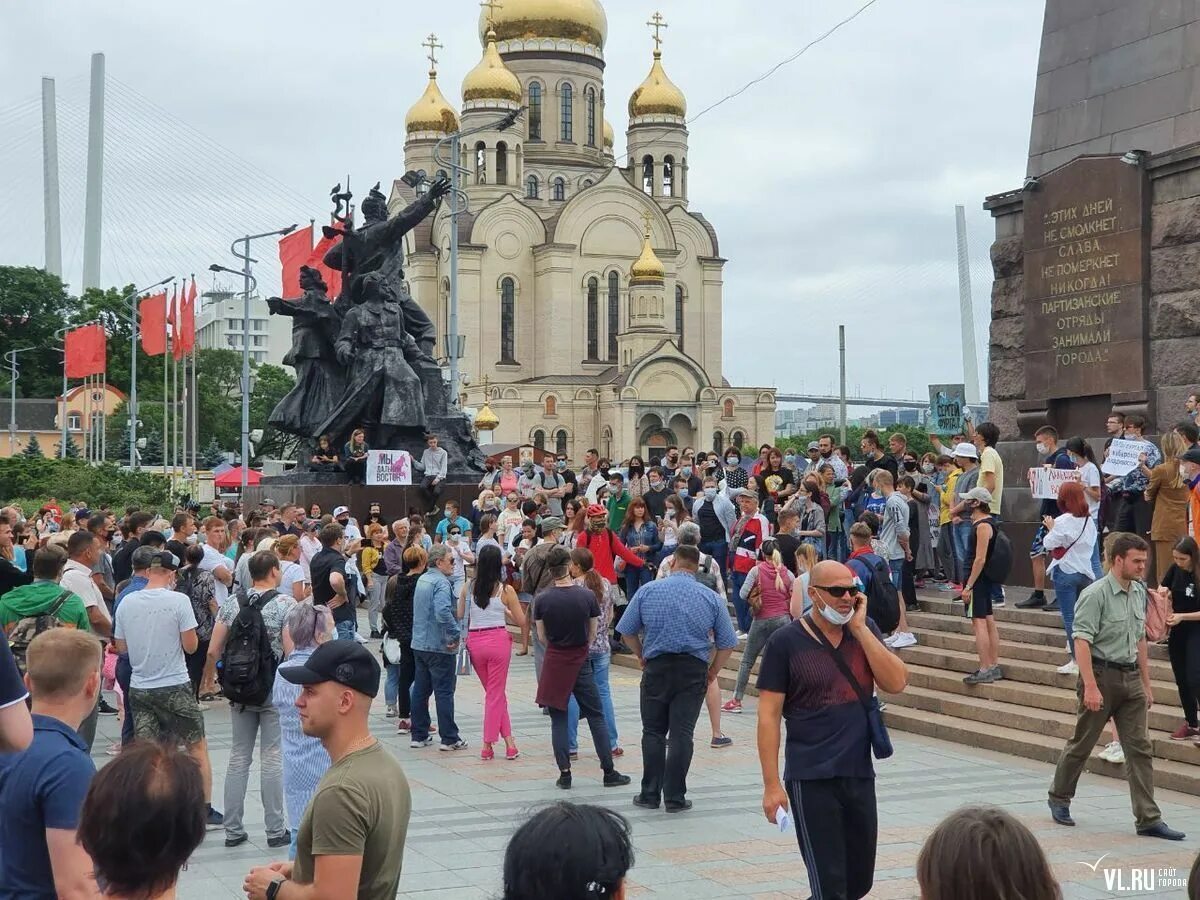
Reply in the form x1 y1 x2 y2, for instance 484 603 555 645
390 0 775 461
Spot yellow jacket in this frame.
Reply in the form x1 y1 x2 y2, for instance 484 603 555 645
939 469 960 526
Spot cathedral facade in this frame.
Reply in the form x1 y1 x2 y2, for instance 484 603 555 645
391 0 775 461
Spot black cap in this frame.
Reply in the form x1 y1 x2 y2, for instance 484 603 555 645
279 640 381 697
1182 448 1200 465
147 550 180 571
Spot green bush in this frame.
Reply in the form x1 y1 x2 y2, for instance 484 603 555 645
0 458 171 514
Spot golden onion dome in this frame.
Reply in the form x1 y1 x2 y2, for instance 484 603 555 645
478 0 607 49
463 30 523 103
629 50 686 119
603 118 614 149
474 402 500 431
405 71 460 136
630 228 665 283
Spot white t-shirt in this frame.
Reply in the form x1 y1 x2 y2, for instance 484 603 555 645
198 544 232 606
114 588 197 689
279 560 306 599
60 559 110 625
1078 461 1102 517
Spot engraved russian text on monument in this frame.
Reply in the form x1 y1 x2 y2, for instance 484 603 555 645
1022 156 1148 400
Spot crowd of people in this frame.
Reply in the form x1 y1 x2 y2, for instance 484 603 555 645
2 400 1200 898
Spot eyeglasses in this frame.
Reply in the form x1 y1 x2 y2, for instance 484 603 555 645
812 584 857 598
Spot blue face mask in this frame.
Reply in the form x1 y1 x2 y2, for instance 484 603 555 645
784 455 796 465
703 487 717 500
681 466 692 477
677 488 688 497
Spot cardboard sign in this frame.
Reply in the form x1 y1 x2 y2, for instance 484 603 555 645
1100 439 1143 477
1027 467 1081 500
366 450 413 486
928 384 966 436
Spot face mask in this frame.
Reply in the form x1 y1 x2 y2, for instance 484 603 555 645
1036 442 1048 455
677 488 688 497
704 487 717 500
589 519 606 532
556 460 566 470
665 509 676 520
609 483 621 494
726 457 739 466
185 533 199 545
443 508 453 517
649 479 662 490
681 466 692 477
922 464 935 474
904 461 917 471
818 599 854 626
449 534 461 543
162 528 173 540
783 455 795 466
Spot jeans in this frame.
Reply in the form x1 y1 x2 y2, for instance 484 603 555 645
77 696 100 753
550 661 613 773
730 570 752 633
1050 569 1092 654
224 703 287 840
366 578 388 633
116 655 134 747
466 628 514 743
787 776 877 900
699 539 729 584
1168 625 1200 728
384 642 415 716
624 565 654 606
734 615 789 699
937 523 957 582
567 652 619 751
335 618 357 641
411 650 460 744
952 522 972 585
826 530 848 563
889 558 905 591
637 653 707 806
1090 518 1103 578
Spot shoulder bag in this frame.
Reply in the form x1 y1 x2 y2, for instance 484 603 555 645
801 615 893 759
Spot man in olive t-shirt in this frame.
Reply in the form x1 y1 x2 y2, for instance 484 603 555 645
244 641 410 900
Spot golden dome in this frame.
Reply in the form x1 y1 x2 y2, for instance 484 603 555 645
629 50 686 119
630 226 665 283
474 402 500 431
478 0 607 49
603 118 614 148
463 30 523 103
405 71 460 136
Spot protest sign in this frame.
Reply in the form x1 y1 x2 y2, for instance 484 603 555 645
366 449 413 486
1027 466 1081 500
928 384 966 436
1100 439 1143 477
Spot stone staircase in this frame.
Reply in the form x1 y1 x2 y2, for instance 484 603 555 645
610 591 1200 796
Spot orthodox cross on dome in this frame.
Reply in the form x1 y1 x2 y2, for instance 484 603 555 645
641 208 654 239
422 33 444 73
646 11 668 52
481 373 492 399
480 0 503 28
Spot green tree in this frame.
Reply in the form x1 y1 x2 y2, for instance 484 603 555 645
57 433 81 459
0 267 72 398
249 364 297 460
141 430 163 466
773 423 937 459
20 434 44 458
201 437 226 468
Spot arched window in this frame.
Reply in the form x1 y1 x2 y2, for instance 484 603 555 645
556 429 568 455
607 271 619 361
586 87 597 146
642 155 654 195
496 141 508 185
544 395 557 416
528 82 542 140
560 83 574 142
552 177 566 202
500 278 516 363
723 398 735 419
675 285 685 352
475 141 487 184
533 430 546 452
731 430 745 449
526 174 539 199
713 431 725 455
663 155 674 197
586 277 599 360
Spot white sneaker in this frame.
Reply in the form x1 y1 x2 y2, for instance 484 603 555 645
735 631 749 641
889 632 918 649
1099 741 1124 763
1057 659 1079 675
883 633 900 646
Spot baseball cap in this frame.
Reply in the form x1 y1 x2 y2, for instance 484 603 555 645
333 506 350 518
807 441 820 451
1182 448 1200 465
279 640 381 697
261 498 277 507
952 442 979 460
540 516 565 532
131 545 161 571
147 550 181 571
962 486 994 506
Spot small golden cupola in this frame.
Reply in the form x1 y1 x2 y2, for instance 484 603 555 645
630 218 666 284
462 28 523 104
405 34 460 137
628 13 686 122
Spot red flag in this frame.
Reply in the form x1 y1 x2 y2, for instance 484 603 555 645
167 284 178 327
65 323 106 378
178 277 197 356
139 292 167 356
279 225 313 298
308 233 343 300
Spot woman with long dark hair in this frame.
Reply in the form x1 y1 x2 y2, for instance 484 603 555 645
1065 436 1103 577
457 544 525 760
619 497 660 604
626 455 649 498
1160 536 1200 742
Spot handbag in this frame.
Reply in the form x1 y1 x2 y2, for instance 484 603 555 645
802 615 894 760
1050 517 1088 561
381 636 403 666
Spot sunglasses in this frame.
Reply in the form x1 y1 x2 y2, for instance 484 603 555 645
812 584 857 598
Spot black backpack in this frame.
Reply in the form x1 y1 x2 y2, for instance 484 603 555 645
980 518 1014 583
861 554 900 634
218 589 279 706
9 589 71 676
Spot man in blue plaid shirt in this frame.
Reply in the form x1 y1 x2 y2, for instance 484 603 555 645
1106 414 1160 537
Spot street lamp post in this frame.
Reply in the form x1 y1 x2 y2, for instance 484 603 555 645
5 347 35 456
213 224 295 493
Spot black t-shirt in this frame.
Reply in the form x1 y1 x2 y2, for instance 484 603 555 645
559 468 578 498
111 540 138 585
1163 565 1200 617
643 485 668 520
865 454 899 482
273 523 303 538
310 548 352 623
906 498 921 555
165 539 189 563
759 467 794 501
695 499 725 543
534 584 600 648
0 629 27 707
756 616 884 781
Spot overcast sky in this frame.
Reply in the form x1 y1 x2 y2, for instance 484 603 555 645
0 0 1046 401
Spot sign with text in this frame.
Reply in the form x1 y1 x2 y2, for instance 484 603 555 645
1022 156 1148 400
365 449 413 486
928 384 966 436
1027 466 1081 500
1100 438 1142 477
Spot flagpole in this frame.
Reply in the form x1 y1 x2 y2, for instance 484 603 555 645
101 371 107 462
162 287 169 480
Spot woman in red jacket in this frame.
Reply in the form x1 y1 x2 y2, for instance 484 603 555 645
577 504 644 643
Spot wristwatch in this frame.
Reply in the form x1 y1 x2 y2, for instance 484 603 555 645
266 876 285 900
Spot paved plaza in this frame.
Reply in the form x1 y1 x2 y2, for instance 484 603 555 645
92 643 1200 899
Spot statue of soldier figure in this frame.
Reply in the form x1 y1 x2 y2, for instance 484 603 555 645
266 266 344 439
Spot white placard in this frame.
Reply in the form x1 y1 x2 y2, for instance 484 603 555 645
1100 438 1143 477
366 449 413 486
1027 467 1081 500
